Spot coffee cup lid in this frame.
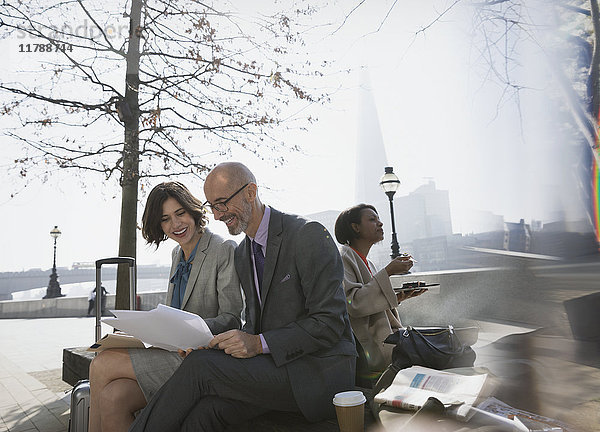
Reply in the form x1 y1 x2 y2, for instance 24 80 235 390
332 390 366 407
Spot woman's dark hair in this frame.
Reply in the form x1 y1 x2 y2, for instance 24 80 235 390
142 182 207 248
334 204 378 245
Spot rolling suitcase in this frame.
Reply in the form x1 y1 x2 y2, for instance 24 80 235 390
68 257 136 432
69 380 90 432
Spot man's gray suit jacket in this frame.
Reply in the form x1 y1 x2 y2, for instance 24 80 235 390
235 208 357 421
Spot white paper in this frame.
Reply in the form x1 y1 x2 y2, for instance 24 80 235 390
374 366 487 420
102 304 214 351
476 397 568 431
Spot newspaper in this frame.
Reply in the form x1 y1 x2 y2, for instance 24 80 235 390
373 366 488 420
476 397 570 431
99 304 214 352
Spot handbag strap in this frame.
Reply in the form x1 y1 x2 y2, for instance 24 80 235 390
403 326 466 359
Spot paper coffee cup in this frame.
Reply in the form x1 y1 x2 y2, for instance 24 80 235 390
332 391 366 432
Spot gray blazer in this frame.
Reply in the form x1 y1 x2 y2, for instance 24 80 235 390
340 244 401 372
166 228 242 335
235 208 356 421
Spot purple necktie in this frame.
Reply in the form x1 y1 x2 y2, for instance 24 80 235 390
252 240 265 293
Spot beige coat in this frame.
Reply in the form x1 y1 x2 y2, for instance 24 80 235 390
340 245 402 372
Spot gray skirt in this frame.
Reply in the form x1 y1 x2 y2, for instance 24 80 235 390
129 347 184 402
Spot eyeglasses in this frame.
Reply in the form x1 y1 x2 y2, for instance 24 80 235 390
203 183 249 214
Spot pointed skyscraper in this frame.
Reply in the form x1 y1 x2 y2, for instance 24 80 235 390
355 68 389 204
354 68 396 267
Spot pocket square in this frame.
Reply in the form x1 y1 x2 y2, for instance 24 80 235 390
280 274 291 283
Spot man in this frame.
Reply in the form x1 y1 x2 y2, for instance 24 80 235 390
129 162 356 431
87 285 108 316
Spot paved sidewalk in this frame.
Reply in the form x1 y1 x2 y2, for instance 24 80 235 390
474 325 600 431
0 318 112 432
0 352 69 432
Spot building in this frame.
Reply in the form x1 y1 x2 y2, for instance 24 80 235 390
304 210 340 241
395 180 453 244
503 219 531 252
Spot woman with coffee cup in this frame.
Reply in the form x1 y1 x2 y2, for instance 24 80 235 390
334 204 424 384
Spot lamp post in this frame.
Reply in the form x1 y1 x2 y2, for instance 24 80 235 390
44 226 64 299
379 167 401 259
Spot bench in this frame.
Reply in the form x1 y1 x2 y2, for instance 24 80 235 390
63 346 94 386
62 347 376 430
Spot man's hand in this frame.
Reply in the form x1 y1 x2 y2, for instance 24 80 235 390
209 330 263 358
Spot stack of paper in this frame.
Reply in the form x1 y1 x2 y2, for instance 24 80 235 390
99 304 214 352
476 397 569 431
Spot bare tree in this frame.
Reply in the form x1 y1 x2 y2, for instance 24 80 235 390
468 0 598 158
376 0 600 238
337 0 599 239
553 1 600 155
452 0 600 238
0 0 329 307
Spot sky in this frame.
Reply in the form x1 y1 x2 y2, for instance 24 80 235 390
0 0 590 273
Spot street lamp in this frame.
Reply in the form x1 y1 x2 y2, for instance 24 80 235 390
44 225 64 299
379 167 401 259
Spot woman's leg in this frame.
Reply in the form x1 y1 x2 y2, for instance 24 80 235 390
89 349 144 432
99 378 146 432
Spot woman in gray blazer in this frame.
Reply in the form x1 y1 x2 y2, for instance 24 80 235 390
335 204 423 384
88 182 242 432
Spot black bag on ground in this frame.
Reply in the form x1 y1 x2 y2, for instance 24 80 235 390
384 325 476 371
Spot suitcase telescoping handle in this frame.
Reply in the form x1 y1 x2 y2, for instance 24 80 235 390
95 257 136 344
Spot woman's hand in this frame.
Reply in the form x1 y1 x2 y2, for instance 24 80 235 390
177 346 207 359
177 348 192 359
385 256 414 276
396 288 427 304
